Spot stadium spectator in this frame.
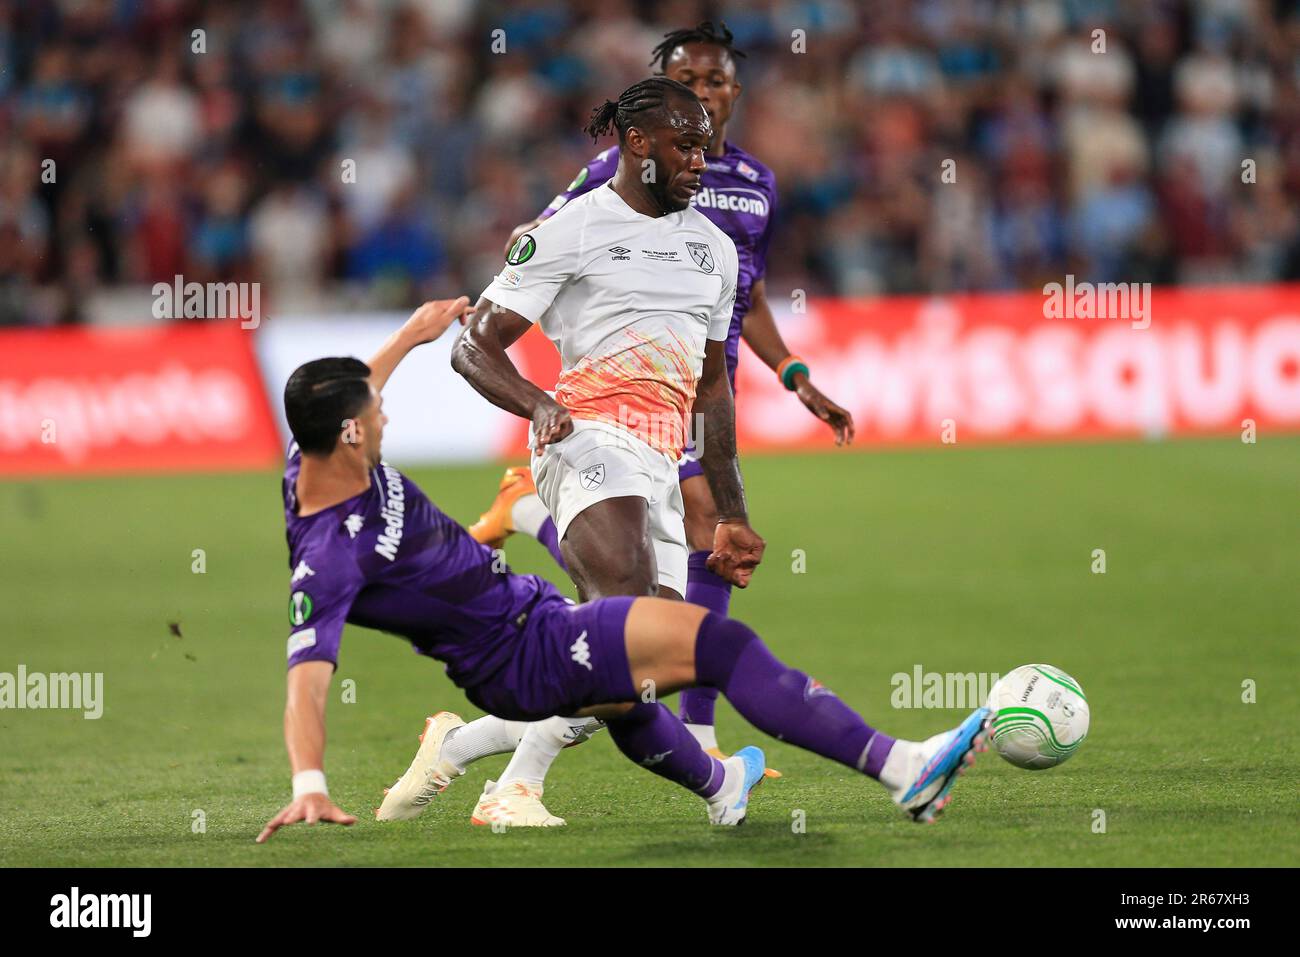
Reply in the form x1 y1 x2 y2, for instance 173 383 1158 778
3 0 1298 323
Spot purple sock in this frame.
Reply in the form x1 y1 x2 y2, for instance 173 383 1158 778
694 613 896 778
678 551 730 726
536 516 567 571
606 702 726 797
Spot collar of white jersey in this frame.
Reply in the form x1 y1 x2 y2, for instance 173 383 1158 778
595 180 689 222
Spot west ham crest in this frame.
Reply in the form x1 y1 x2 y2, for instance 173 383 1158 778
686 241 715 273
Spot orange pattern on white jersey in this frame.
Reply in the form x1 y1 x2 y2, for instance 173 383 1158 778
480 185 739 459
555 327 696 456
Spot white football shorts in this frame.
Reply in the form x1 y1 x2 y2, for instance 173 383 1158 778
530 418 688 596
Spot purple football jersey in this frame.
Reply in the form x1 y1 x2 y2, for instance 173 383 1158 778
541 142 776 385
281 444 566 687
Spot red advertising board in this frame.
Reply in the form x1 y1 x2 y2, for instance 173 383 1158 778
4 284 1297 476
507 284 1300 452
0 322 281 476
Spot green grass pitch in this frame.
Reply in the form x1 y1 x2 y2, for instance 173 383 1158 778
2 437 1297 867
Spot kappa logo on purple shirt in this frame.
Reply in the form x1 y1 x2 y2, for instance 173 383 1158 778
570 630 593 671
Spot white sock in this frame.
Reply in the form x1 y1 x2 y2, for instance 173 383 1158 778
497 715 591 788
684 723 718 751
510 494 551 538
878 738 918 794
442 716 529 770
706 754 740 805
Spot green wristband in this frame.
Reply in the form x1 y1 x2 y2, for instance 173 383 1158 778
781 361 810 391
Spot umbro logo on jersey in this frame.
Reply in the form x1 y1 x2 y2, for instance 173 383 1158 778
570 630 593 671
686 241 715 273
579 463 605 489
609 246 630 261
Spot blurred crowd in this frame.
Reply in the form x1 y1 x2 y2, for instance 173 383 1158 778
3 0 1300 325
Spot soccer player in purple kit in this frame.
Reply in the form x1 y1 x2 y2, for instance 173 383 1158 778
256 300 990 842
439 24 857 821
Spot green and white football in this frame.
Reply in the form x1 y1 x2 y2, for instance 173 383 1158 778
986 664 1090 769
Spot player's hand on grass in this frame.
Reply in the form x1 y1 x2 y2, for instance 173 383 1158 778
794 377 855 446
255 793 357 843
708 521 766 588
531 398 573 448
504 219 541 259
405 296 473 342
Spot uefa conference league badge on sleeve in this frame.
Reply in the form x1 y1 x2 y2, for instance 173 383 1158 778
506 233 536 266
498 232 535 287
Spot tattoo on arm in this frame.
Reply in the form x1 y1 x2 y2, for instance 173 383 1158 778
694 342 747 522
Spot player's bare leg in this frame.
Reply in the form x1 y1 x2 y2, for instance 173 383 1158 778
560 495 682 602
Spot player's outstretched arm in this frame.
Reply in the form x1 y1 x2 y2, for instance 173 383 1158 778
256 661 357 843
451 298 573 447
693 339 765 587
367 296 473 393
741 279 855 446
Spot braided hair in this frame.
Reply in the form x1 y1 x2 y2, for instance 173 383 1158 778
649 20 747 73
583 76 701 143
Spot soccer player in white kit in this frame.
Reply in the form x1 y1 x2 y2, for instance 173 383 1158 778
377 78 765 827
454 78 763 602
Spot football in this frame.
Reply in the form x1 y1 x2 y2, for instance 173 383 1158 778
986 665 1090 770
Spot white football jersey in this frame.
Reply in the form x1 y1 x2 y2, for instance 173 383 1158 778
482 181 738 456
